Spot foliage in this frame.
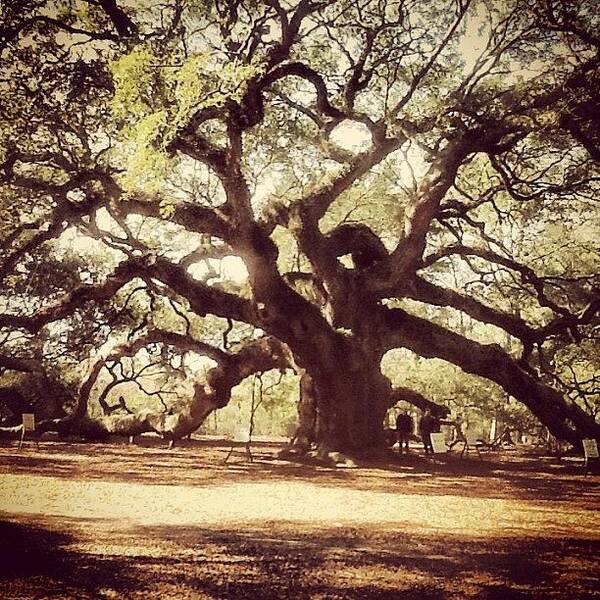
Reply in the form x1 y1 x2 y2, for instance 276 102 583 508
0 0 598 449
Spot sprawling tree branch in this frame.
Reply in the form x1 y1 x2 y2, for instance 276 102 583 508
420 244 599 343
378 306 600 444
391 386 450 418
405 275 537 344
57 329 291 440
260 62 345 120
120 194 231 240
0 257 143 333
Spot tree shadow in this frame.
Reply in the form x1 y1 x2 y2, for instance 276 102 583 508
0 520 72 579
1 518 598 599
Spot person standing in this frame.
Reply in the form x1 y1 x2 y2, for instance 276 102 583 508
396 411 413 454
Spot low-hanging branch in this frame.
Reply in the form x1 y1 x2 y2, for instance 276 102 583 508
377 305 600 445
46 329 293 441
0 254 262 336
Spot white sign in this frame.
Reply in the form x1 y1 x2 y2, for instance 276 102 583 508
430 432 447 454
232 428 251 443
22 413 35 432
582 438 599 459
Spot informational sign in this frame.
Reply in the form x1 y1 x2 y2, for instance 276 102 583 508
430 432 447 454
232 427 251 443
583 438 599 459
22 413 35 432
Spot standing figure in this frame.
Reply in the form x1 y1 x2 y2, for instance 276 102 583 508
395 411 413 454
419 410 434 455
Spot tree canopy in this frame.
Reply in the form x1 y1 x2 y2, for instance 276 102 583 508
1 0 599 453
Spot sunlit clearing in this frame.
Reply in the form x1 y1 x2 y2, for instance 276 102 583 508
2 475 597 538
330 120 372 153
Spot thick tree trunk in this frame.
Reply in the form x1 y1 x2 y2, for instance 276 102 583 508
293 341 392 455
292 373 319 450
317 378 389 454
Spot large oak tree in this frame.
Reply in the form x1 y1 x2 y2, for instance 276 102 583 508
1 0 599 453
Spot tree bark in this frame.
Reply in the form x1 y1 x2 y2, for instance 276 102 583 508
292 372 319 450
291 338 393 455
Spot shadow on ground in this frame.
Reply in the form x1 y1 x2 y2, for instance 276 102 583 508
1 518 599 600
0 439 597 506
1 442 599 599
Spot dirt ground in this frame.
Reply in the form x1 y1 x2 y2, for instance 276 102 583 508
0 437 599 599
